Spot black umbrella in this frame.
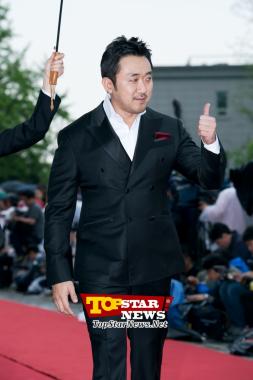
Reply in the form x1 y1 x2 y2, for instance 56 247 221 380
0 181 36 193
0 181 25 193
49 0 64 110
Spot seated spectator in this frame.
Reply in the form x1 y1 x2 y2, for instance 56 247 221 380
202 254 249 333
13 247 45 292
243 226 253 268
10 188 44 257
179 256 229 340
209 223 251 263
179 248 205 295
179 246 200 282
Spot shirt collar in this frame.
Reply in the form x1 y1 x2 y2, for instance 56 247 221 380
103 93 146 124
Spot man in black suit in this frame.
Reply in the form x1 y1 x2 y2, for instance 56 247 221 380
0 52 64 246
45 37 226 380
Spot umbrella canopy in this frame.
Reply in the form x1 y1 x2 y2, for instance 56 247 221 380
0 180 25 193
0 181 36 194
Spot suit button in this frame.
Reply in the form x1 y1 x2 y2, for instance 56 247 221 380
100 168 105 172
127 217 132 222
125 188 130 193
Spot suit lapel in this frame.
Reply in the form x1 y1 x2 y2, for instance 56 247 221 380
130 110 162 176
87 103 131 171
87 104 163 176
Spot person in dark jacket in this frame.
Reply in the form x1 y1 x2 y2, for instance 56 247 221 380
0 52 64 157
202 254 249 332
209 223 251 262
0 52 64 247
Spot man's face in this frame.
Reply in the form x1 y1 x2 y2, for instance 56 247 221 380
19 195 28 206
207 268 221 282
104 55 153 115
245 240 253 255
215 233 231 249
20 195 33 206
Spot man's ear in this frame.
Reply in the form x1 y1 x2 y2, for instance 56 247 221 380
102 77 114 95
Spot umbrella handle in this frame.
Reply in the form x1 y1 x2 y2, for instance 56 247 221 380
49 52 61 111
49 70 58 85
49 52 61 85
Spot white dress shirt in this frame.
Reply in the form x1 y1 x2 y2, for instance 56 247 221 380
103 94 220 160
103 94 145 160
42 89 55 99
199 186 253 235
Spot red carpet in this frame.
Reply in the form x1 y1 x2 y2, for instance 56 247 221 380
0 299 252 380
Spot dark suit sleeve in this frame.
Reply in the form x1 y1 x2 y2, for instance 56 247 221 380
0 91 61 157
44 129 78 286
174 119 226 190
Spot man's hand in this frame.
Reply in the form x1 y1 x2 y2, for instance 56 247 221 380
187 276 199 286
198 201 208 211
52 280 78 316
241 271 253 280
198 103 216 145
42 52 64 94
186 294 208 302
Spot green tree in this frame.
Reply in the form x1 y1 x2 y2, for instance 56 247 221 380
0 1 70 184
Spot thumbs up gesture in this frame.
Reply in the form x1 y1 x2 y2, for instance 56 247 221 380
197 103 216 145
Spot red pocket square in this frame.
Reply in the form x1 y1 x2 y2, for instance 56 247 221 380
154 131 171 141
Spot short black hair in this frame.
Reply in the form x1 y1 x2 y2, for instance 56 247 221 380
243 226 253 242
101 36 153 85
18 188 35 199
202 254 228 271
209 223 231 242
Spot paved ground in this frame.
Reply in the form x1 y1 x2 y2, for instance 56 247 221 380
0 287 233 356
0 287 83 315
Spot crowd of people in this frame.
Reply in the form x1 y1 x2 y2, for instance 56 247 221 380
167 162 253 350
0 183 82 295
0 162 253 351
0 184 47 294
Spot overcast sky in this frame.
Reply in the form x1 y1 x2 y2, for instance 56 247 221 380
8 0 251 121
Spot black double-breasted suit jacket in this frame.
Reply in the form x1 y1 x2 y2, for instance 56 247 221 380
44 103 226 287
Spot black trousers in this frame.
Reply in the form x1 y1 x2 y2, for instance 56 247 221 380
78 276 171 380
